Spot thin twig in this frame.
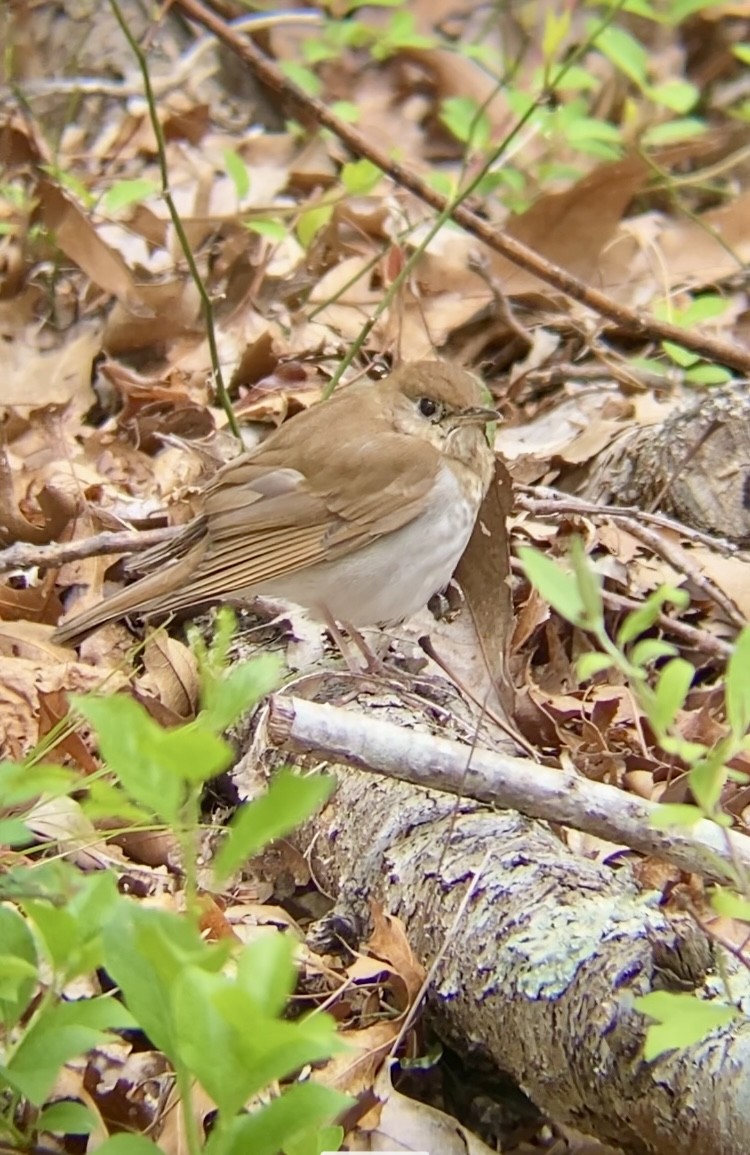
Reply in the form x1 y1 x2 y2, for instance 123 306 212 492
0 526 177 576
515 487 746 628
173 0 750 373
515 485 743 556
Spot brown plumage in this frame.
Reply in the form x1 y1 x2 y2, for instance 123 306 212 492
52 361 497 646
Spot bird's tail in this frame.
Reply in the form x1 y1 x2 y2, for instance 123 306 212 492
52 549 199 646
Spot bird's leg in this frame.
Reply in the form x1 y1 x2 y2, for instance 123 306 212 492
342 621 391 675
320 609 388 674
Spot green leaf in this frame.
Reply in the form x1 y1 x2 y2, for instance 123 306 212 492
370 9 435 57
285 1124 344 1155
439 97 491 150
710 886 750 921
669 0 727 19
726 627 750 740
224 150 250 201
0 818 32 845
302 40 336 65
102 903 230 1059
341 159 382 195
559 114 622 145
171 950 342 1117
207 1083 350 1155
102 178 158 215
641 118 706 146
554 64 600 92
649 803 703 828
43 165 94 208
517 545 586 626
617 586 689 646
689 756 727 814
94 1137 162 1155
569 537 605 630
0 906 37 1027
329 101 360 123
659 735 707 762
72 695 232 821
4 996 134 1104
542 8 571 62
684 364 733 385
734 44 750 65
236 932 296 1018
647 79 698 113
634 991 736 1060
24 870 119 979
245 218 289 242
82 779 154 824
214 769 335 882
662 341 699 368
38 1101 97 1135
627 355 671 378
679 295 729 326
171 967 258 1117
279 61 322 97
576 652 614 681
296 205 333 250
630 639 678 667
424 170 455 198
620 0 658 18
593 25 648 87
0 762 77 804
650 658 693 732
199 652 282 733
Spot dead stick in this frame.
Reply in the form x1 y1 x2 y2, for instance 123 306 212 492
174 0 750 373
515 485 741 555
0 526 177 575
267 693 749 884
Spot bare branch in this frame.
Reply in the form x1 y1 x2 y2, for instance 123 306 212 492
268 693 750 885
0 527 177 575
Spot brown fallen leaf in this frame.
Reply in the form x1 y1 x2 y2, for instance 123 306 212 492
37 687 99 774
454 459 516 720
37 181 142 308
140 634 200 719
366 902 426 1006
490 155 650 296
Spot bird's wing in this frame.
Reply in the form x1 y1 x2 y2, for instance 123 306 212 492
162 430 440 608
78 429 439 625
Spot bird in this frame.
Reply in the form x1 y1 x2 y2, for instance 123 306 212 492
52 361 498 647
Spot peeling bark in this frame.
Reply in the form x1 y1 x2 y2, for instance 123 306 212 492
285 758 750 1155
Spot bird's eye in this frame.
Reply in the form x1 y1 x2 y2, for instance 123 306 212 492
418 397 439 418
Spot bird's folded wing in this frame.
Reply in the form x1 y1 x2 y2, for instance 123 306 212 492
205 428 440 536
149 432 442 609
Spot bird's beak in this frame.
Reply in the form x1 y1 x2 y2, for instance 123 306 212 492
454 405 500 425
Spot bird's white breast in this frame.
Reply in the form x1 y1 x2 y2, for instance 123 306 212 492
254 464 479 626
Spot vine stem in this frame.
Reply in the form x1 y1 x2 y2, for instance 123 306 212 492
108 0 242 441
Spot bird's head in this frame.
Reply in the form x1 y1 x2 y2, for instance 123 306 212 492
386 362 498 464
